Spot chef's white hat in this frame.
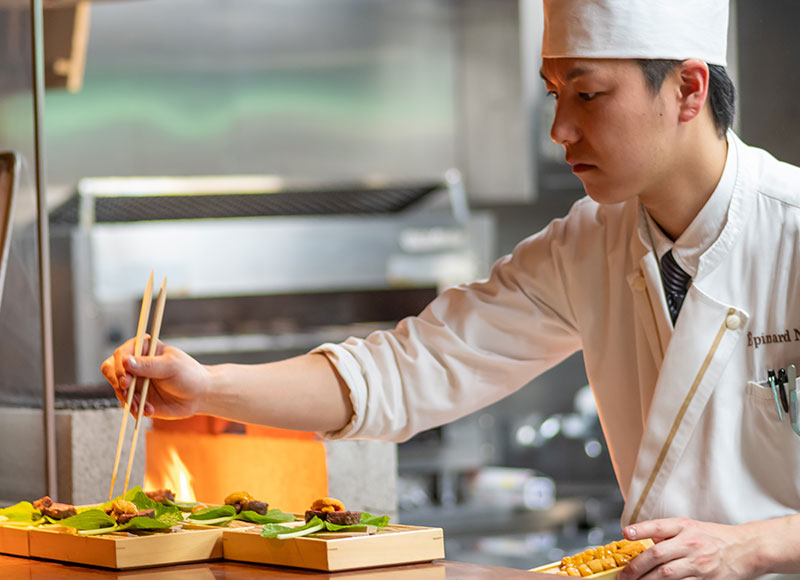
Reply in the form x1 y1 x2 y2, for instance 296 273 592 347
542 0 729 66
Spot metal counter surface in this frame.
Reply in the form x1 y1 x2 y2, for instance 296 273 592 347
0 554 551 579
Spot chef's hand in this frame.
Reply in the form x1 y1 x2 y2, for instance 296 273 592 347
101 336 211 419
617 518 764 580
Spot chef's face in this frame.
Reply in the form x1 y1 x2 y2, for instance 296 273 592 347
540 58 678 204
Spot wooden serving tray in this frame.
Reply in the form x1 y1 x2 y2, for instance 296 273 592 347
530 539 654 578
222 523 445 572
0 525 31 557
27 526 224 570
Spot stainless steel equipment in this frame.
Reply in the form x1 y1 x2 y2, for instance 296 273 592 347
49 172 494 386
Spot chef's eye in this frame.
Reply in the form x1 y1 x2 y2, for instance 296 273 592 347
546 90 559 100
579 92 597 101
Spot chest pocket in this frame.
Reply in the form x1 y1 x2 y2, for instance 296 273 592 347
742 379 800 507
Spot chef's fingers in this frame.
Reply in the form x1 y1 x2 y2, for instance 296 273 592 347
122 344 173 380
618 538 692 580
101 355 115 387
110 337 139 389
101 355 126 404
620 558 696 580
128 393 155 418
624 517 688 542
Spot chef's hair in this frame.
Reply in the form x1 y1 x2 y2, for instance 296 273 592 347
636 59 735 138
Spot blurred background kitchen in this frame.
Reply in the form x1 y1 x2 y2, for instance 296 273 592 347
1 0 798 570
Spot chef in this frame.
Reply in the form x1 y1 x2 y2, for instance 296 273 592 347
103 0 800 578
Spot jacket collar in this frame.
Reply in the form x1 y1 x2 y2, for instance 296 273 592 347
636 131 748 281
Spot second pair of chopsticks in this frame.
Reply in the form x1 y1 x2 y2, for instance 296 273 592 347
109 271 168 500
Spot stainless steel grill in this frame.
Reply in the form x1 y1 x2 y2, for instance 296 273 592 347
48 172 494 387
49 182 443 224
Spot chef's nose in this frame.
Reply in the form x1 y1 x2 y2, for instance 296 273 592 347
550 102 581 146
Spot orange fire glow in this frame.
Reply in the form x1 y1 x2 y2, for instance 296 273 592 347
144 446 197 503
145 428 329 512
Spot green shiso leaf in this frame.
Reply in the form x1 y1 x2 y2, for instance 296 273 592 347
259 512 390 538
76 507 184 536
236 509 295 524
0 501 43 525
58 488 183 535
100 485 144 511
187 505 236 526
163 498 201 512
130 509 182 530
360 513 390 528
261 516 325 539
189 505 236 520
129 490 158 512
188 505 295 527
55 509 116 531
324 512 390 532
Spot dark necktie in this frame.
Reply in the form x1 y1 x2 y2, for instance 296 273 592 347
660 250 691 324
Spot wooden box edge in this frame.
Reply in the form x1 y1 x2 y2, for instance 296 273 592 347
222 524 445 572
28 526 224 570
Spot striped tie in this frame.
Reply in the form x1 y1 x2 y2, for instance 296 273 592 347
660 250 691 324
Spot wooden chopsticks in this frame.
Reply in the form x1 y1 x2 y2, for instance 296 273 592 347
109 271 168 500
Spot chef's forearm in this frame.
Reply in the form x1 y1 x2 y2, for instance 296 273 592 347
198 353 354 433
742 514 800 576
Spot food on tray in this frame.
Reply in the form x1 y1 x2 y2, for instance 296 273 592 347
305 496 361 525
263 498 390 540
0 501 45 527
32 496 76 520
0 487 182 536
105 499 155 525
554 539 650 576
224 491 269 515
187 492 293 526
143 488 202 512
145 488 175 503
51 487 182 535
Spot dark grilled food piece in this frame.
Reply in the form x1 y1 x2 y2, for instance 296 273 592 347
145 489 176 503
32 496 53 512
242 500 268 515
304 509 362 525
105 500 158 525
33 496 77 520
224 491 254 514
305 509 327 523
117 509 155 525
305 497 360 525
326 510 362 525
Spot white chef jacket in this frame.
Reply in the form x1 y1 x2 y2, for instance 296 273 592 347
315 131 800 531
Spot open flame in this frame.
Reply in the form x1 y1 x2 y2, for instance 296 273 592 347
146 426 329 512
144 446 197 503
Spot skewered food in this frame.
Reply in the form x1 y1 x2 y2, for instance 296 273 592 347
32 496 77 520
224 491 269 514
145 489 175 503
104 499 155 525
305 497 361 525
555 539 649 576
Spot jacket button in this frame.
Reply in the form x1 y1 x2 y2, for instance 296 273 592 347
632 275 646 292
725 314 741 330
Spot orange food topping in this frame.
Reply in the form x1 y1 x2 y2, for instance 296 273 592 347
310 497 345 512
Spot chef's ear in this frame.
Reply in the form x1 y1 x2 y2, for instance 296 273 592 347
676 58 710 124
